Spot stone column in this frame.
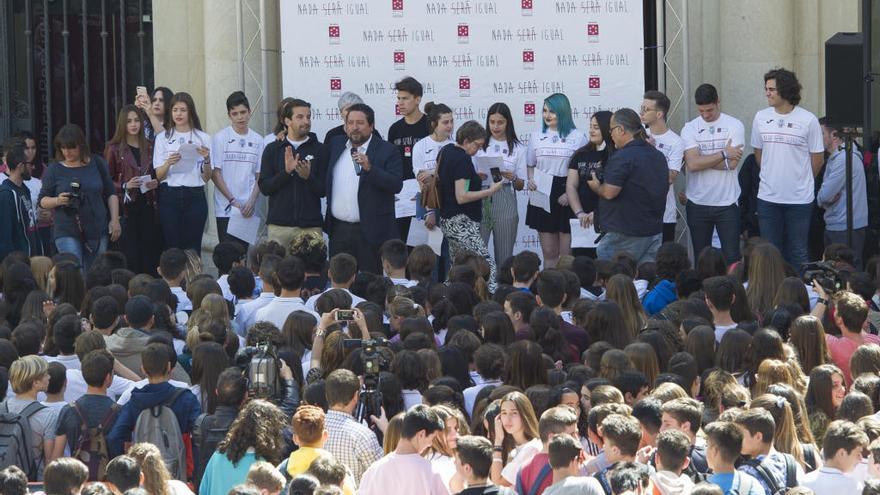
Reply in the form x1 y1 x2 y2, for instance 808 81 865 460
719 0 795 137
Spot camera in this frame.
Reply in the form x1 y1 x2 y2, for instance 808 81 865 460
67 180 81 209
336 309 355 322
802 261 846 295
235 341 281 399
343 338 390 423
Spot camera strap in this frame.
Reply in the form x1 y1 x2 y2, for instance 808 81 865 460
74 211 94 254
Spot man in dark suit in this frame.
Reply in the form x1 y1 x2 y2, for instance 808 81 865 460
321 103 403 273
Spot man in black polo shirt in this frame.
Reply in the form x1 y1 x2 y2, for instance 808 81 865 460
588 108 668 264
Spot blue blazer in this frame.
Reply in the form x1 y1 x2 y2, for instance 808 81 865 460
320 134 404 245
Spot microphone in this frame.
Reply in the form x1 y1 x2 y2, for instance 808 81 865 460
351 147 362 175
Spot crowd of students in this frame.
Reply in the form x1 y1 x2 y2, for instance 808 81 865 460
1 68 880 495
0 229 879 495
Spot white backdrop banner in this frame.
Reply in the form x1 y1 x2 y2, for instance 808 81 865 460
280 0 645 258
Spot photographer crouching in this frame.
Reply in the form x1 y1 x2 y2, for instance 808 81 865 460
236 321 301 416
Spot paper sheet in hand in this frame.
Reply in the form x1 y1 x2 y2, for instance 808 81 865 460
169 143 201 175
137 175 152 194
529 191 551 212
532 168 553 194
473 155 503 187
395 179 419 218
569 219 601 248
406 218 428 246
426 225 444 255
227 208 261 244
406 218 444 255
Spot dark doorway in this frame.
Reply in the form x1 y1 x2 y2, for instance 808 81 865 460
1 0 154 162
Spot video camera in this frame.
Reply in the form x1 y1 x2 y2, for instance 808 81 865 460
235 340 281 400
802 261 846 295
343 338 390 423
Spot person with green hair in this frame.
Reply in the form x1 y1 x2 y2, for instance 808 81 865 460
525 93 588 268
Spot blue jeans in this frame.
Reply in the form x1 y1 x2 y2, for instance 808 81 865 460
55 235 108 271
597 232 662 265
159 185 208 255
686 201 741 264
757 199 812 270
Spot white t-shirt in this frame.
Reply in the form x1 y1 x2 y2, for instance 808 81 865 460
476 138 529 186
154 129 212 187
24 177 42 205
526 129 588 177
412 135 454 175
501 438 542 484
750 106 824 204
211 126 263 218
544 476 605 495
680 112 745 206
358 452 450 495
648 128 684 223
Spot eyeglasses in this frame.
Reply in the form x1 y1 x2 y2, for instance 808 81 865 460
611 125 623 134
639 106 656 114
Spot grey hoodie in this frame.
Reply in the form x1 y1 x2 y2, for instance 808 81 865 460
105 327 191 384
650 470 694 495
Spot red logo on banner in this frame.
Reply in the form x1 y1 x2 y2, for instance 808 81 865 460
392 0 404 16
459 76 471 96
329 24 340 44
522 0 533 15
524 102 536 122
588 76 601 96
587 23 599 42
458 23 469 43
330 77 342 96
394 51 406 70
523 49 534 70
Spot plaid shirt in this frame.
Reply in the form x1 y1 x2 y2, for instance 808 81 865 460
324 409 383 485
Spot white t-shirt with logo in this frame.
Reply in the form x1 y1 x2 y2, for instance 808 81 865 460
411 135 454 175
648 128 684 223
476 137 528 184
526 128 588 177
681 112 746 207
211 126 264 218
154 129 212 187
750 106 824 204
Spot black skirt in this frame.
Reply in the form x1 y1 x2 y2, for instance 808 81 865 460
525 175 574 234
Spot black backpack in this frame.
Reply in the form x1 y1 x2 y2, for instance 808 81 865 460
193 412 235 486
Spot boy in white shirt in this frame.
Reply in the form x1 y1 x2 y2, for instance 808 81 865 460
212 91 264 249
680 83 745 265
750 68 824 269
381 239 418 287
803 420 867 495
641 90 683 245
359 405 448 495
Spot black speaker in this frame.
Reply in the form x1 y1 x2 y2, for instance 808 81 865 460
825 32 864 127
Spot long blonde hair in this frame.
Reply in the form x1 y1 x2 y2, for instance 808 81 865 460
754 359 795 397
750 394 806 468
746 243 786 318
128 443 171 495
605 275 646 340
383 413 405 455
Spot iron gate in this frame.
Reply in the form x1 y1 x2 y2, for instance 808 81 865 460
1 0 154 162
